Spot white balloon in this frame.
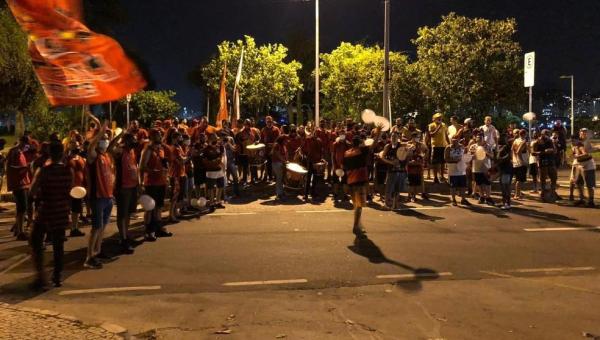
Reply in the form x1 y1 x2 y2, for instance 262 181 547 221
522 112 536 122
70 186 87 199
335 169 345 177
361 109 376 124
197 197 208 208
373 116 391 131
139 194 156 212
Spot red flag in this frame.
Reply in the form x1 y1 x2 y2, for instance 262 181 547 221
7 0 146 106
215 63 228 128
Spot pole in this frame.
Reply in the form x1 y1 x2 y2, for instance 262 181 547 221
528 86 533 139
315 0 320 128
383 0 391 122
571 76 575 137
126 100 130 128
109 102 112 125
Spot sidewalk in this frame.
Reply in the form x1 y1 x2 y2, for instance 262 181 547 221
0 302 127 339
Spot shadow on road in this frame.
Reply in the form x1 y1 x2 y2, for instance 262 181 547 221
347 236 441 293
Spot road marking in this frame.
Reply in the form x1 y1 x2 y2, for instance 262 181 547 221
296 207 448 214
208 212 258 217
508 267 595 274
0 254 31 275
524 227 600 232
58 286 162 296
223 279 308 287
480 270 600 295
480 270 513 278
376 272 453 280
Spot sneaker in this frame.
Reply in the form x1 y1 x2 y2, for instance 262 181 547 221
120 241 135 255
69 229 85 237
460 199 472 206
145 232 157 242
478 197 485 205
421 193 430 200
51 275 62 288
214 203 226 209
569 195 575 202
156 229 173 238
16 232 29 241
501 204 510 210
95 252 112 261
451 200 458 207
83 258 103 270
473 193 481 200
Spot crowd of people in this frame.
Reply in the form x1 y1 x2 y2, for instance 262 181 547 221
1 110 597 289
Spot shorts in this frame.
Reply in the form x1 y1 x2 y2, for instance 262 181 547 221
386 171 407 194
194 168 206 186
431 147 446 165
580 169 597 189
474 172 491 186
449 175 467 188
514 166 527 183
407 174 422 187
349 183 367 207
13 189 28 214
206 177 225 189
117 187 138 217
529 163 538 178
71 198 83 214
145 185 166 209
91 197 113 230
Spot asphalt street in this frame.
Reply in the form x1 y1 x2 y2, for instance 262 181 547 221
1 184 599 339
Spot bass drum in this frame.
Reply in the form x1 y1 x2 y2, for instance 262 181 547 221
285 163 308 190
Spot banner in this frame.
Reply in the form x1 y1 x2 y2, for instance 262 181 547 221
232 48 244 123
7 0 146 106
215 63 228 127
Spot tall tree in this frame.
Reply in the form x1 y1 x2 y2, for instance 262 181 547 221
0 4 48 136
115 90 180 126
413 13 524 119
319 42 418 121
199 35 302 117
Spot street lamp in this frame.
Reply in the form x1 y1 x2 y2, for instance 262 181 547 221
560 75 574 136
315 0 320 128
383 0 391 123
126 93 132 128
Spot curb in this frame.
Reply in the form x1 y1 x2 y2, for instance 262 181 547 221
0 302 130 339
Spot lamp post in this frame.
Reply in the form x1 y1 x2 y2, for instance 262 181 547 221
314 0 320 128
126 93 132 128
560 75 575 136
383 0 391 123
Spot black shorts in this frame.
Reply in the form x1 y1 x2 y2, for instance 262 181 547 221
407 174 422 186
71 198 83 214
450 175 467 188
206 177 225 189
431 147 446 165
529 163 538 178
144 185 166 209
13 189 28 214
117 187 138 217
194 168 206 186
514 166 527 183
474 172 491 186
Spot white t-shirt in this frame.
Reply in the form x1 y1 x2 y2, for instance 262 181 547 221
448 151 472 177
511 137 528 168
206 153 227 179
577 139 597 171
480 124 499 149
447 125 459 140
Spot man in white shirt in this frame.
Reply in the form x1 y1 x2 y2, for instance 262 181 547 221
480 116 499 151
511 129 529 199
445 136 472 206
447 115 461 141
573 128 597 208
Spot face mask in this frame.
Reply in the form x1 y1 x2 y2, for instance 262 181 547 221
184 140 191 146
22 145 30 152
98 140 109 151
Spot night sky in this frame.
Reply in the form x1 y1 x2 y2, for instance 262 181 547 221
109 0 600 112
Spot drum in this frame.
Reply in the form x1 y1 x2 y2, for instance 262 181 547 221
313 161 327 176
285 163 308 190
247 143 266 165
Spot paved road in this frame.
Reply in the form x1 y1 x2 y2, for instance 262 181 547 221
1 184 599 339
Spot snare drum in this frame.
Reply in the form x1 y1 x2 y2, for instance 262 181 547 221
285 163 308 189
247 143 266 165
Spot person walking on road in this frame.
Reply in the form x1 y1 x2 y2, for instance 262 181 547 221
7 135 32 241
29 141 72 289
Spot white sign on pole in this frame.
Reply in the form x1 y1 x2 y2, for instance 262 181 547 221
524 52 535 88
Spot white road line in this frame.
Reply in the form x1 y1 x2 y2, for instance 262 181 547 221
524 227 600 232
480 270 513 278
223 279 308 287
296 207 448 214
0 254 31 275
376 272 453 280
508 267 595 274
58 286 162 296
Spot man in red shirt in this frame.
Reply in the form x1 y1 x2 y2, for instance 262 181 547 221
286 126 303 162
84 116 115 270
332 132 349 203
112 133 139 254
261 116 280 182
301 129 323 201
7 135 32 240
315 120 332 180
66 140 86 238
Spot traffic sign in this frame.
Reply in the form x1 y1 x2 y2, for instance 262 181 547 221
524 52 535 87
